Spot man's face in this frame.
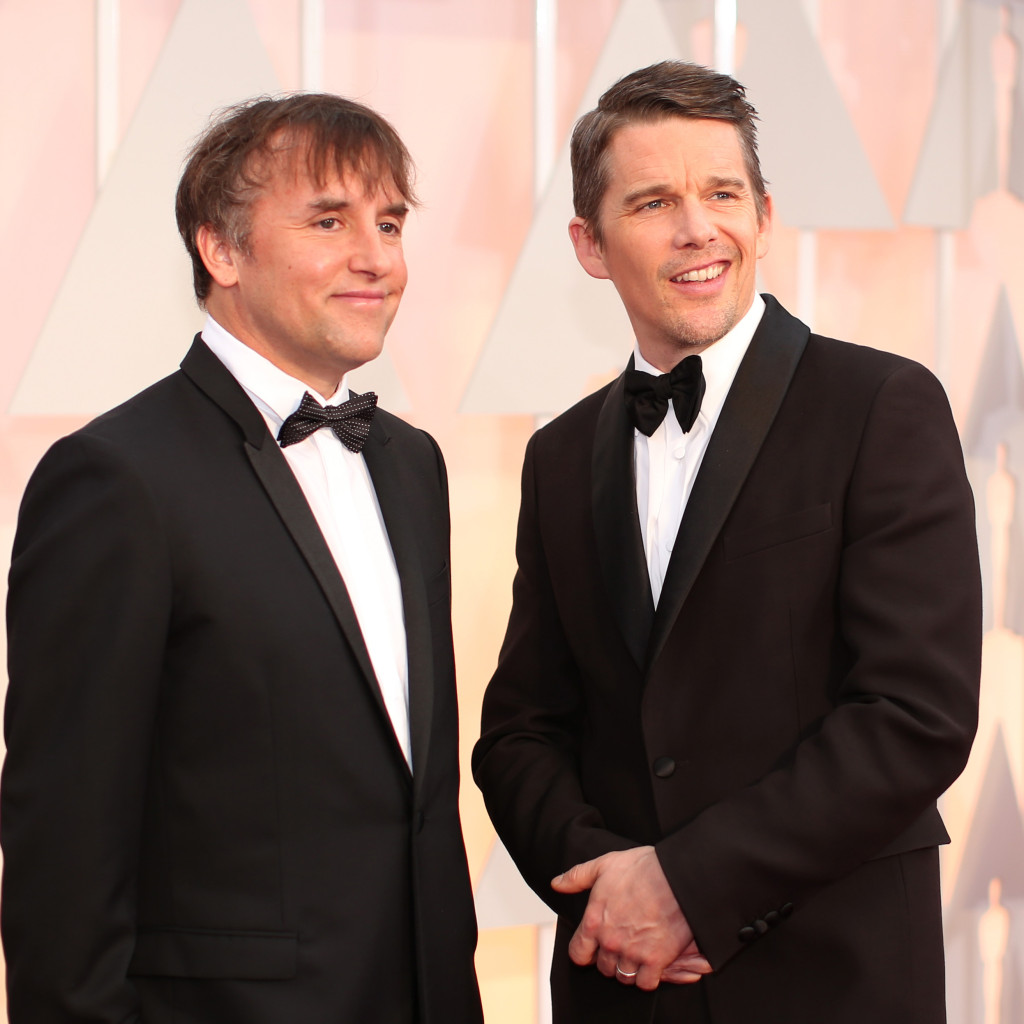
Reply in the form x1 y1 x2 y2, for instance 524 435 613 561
569 117 772 370
205 150 408 396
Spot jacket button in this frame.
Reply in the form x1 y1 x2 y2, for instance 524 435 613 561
764 911 780 927
754 918 769 935
781 902 794 919
414 810 426 834
738 926 756 943
652 756 676 778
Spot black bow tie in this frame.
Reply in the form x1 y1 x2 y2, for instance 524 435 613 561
277 390 378 452
623 355 706 436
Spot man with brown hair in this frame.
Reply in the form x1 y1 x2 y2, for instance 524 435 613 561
3 94 482 1024
474 61 981 1023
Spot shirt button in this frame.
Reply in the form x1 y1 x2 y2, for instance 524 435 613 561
652 756 676 778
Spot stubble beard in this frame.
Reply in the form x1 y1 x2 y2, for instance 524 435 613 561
666 295 741 352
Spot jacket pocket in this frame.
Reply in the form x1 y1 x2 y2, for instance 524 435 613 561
128 926 298 980
724 502 833 562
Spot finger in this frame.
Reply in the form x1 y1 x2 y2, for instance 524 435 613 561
551 857 602 894
595 948 619 979
566 926 598 967
613 962 639 985
665 954 712 975
659 967 706 985
633 963 662 992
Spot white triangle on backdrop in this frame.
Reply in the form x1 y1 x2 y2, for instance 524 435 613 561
460 0 686 416
737 0 892 230
903 0 1000 229
660 0 711 45
11 0 408 415
474 838 555 930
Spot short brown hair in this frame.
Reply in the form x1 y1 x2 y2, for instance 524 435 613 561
570 61 767 242
176 93 417 303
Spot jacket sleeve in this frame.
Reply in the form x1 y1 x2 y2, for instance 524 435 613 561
655 361 981 967
3 432 172 1023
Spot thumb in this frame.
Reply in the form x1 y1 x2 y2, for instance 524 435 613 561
551 857 602 894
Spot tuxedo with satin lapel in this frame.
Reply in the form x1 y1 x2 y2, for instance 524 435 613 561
3 337 482 1024
474 296 981 1024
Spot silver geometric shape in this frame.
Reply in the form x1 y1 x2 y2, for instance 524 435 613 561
949 726 1024 914
737 0 894 230
903 0 1000 229
474 838 556 930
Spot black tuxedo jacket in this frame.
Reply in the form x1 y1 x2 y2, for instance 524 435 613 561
474 297 981 1024
2 338 482 1024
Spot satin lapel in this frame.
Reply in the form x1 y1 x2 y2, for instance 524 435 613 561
243 443 390 720
181 335 268 448
592 367 655 671
646 297 810 671
361 419 433 795
180 337 395 747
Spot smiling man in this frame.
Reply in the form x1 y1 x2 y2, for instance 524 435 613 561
3 95 482 1024
474 61 981 1023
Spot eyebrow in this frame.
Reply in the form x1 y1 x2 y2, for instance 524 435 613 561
620 176 751 208
706 176 749 194
306 196 409 219
621 183 672 209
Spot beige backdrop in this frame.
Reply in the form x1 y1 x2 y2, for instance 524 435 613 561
1 1 1021 1021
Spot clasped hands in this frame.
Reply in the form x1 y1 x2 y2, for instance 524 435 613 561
551 846 712 991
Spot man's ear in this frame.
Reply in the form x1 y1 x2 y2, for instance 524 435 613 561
755 192 774 260
568 217 611 281
195 224 240 289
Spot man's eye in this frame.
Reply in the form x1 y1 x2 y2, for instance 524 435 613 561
643 199 666 210
711 192 734 201
317 218 337 229
379 222 401 235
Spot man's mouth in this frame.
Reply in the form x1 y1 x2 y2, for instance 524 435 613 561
671 263 726 283
336 290 387 300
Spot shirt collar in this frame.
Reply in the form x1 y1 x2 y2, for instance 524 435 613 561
632 292 765 432
200 315 350 427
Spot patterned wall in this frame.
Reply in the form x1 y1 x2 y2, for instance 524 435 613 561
1 2 1021 1021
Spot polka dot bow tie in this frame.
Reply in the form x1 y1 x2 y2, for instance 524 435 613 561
277 390 378 452
623 354 705 437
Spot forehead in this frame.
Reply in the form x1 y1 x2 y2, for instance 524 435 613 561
250 137 403 208
603 117 747 192
249 148 401 211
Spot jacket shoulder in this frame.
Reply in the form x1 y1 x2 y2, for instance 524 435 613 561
372 406 446 466
32 371 203 464
531 380 616 451
800 333 936 389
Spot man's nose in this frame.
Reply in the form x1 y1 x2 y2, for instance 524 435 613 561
671 197 716 248
349 223 395 276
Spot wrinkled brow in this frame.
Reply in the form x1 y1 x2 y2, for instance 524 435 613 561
306 195 409 220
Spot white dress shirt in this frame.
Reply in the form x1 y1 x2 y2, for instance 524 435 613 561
201 315 413 768
634 294 766 606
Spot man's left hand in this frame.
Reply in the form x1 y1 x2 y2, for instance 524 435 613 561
551 846 712 990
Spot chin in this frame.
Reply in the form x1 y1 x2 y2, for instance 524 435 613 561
673 310 739 348
328 335 387 369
